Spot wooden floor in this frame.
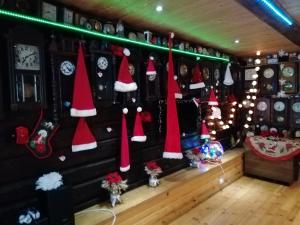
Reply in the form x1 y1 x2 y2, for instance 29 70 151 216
169 176 300 225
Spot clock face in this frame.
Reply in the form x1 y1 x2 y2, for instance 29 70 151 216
274 101 285 112
179 64 188 77
42 2 57 22
97 57 108 70
94 21 102 31
282 66 294 77
263 68 274 78
63 8 73 24
257 101 267 111
60 61 75 76
292 103 300 112
14 44 40 71
214 69 220 80
203 67 210 80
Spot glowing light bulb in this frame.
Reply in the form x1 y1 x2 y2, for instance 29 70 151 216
156 5 163 12
250 103 255 107
232 101 237 105
252 96 256 100
253 88 257 93
255 58 261 65
249 110 253 114
252 81 257 85
247 117 252 121
219 121 224 125
210 116 215 119
255 66 260 71
231 108 236 112
212 130 216 135
238 104 242 108
242 100 247 105
222 125 227 130
230 114 234 118
244 124 249 128
246 95 251 99
256 51 261 56
253 74 258 79
228 120 233 124
249 89 253 93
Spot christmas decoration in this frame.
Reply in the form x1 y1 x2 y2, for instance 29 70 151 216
72 118 97 152
189 63 205 89
120 108 130 171
25 111 59 159
205 88 227 140
71 43 96 117
185 148 201 167
223 94 237 127
174 75 182 99
200 141 224 162
35 172 63 191
140 111 153 123
223 63 234 85
16 126 29 144
201 121 210 139
145 161 162 187
163 32 183 159
131 107 147 142
18 208 40 224
114 48 138 92
146 56 157 81
101 172 128 207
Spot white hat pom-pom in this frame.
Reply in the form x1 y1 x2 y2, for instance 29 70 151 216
170 32 175 38
174 75 178 80
123 48 130 56
123 108 128 114
137 107 142 112
149 56 154 60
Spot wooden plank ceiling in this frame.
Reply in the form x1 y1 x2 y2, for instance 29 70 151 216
58 0 300 56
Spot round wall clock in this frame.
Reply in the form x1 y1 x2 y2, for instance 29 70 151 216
97 57 108 70
179 64 188 77
292 103 300 112
282 66 294 77
274 101 285 112
263 68 274 78
60 60 75 76
203 67 210 80
257 101 267 111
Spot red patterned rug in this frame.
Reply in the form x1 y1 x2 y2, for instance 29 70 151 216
244 136 300 161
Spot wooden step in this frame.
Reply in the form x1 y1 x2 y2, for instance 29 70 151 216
75 149 244 225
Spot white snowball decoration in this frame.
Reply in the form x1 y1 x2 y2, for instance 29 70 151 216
137 107 142 112
123 108 128 114
149 56 154 60
123 48 130 56
35 172 63 191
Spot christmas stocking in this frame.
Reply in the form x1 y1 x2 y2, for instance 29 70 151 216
25 111 59 159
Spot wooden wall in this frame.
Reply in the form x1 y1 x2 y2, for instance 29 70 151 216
0 19 239 225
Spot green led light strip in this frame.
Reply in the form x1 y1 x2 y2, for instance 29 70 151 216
0 9 229 62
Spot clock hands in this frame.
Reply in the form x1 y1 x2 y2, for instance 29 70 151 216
22 52 37 64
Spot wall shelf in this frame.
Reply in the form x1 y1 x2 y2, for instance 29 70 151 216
0 8 229 63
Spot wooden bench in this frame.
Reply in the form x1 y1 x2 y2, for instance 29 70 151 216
75 149 244 225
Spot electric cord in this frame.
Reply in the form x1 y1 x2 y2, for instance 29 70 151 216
77 208 116 225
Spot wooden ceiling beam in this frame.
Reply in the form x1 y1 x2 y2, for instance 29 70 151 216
235 0 300 47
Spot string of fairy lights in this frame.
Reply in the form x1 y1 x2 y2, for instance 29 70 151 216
239 52 261 131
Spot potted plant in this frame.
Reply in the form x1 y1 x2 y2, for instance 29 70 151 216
144 161 162 187
101 172 128 207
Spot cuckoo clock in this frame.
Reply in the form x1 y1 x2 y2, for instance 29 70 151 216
279 62 297 94
259 65 278 95
254 97 270 125
145 54 161 101
7 26 46 111
271 98 289 127
89 41 114 105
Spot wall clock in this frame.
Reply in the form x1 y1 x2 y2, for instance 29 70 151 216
254 97 270 124
259 65 278 95
271 98 288 127
60 60 75 76
61 7 73 25
279 62 297 94
97 57 108 70
290 97 300 129
145 54 161 101
7 26 46 111
41 1 57 22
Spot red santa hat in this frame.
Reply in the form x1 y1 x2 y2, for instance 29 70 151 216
174 75 182 99
189 64 205 89
131 107 147 142
223 63 234 85
72 118 97 152
208 88 218 106
227 94 237 104
201 120 210 139
163 32 183 159
114 49 138 92
146 56 156 76
71 43 96 117
120 108 130 172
